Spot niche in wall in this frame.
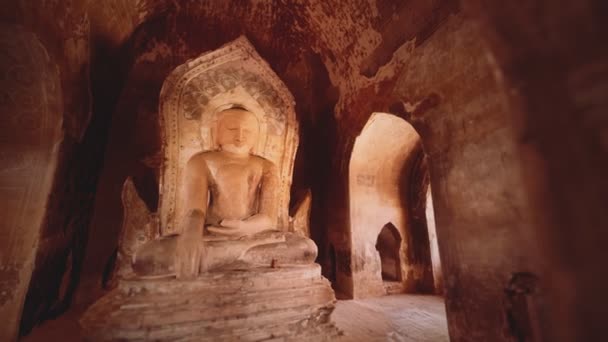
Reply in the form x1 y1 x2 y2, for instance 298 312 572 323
376 222 402 282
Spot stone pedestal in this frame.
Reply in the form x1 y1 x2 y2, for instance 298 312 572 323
80 264 340 341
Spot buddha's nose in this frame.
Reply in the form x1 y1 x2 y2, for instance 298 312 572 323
236 129 245 141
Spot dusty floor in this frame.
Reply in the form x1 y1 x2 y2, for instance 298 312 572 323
334 294 449 342
22 294 448 341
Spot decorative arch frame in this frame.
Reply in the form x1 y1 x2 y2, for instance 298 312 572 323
157 36 298 233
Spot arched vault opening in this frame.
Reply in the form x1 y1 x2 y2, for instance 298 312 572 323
347 112 441 298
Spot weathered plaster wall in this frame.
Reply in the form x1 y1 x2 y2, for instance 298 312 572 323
394 15 539 341
313 10 540 339
0 2 108 339
461 1 608 341
0 26 63 342
4 1 605 341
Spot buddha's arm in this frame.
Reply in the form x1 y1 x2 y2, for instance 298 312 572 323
182 156 209 232
255 162 279 227
174 155 209 278
218 162 279 235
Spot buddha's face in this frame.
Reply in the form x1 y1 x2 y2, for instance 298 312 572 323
216 109 259 155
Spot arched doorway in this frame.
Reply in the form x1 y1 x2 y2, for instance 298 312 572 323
347 112 439 298
376 222 402 282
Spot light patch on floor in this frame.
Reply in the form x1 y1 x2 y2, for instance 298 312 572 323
333 294 449 342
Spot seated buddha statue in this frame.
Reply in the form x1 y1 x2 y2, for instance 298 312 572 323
130 108 317 279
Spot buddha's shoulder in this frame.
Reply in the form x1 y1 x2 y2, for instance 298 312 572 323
250 154 275 165
250 155 277 171
186 151 218 165
187 152 275 168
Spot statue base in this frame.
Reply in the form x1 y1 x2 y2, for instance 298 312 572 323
80 264 341 341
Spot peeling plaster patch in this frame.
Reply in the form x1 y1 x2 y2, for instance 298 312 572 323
404 93 441 117
86 0 424 124
0 263 20 306
404 99 426 113
371 38 416 83
305 2 382 60
135 0 171 22
172 36 191 59
368 0 380 18
334 38 416 118
301 1 384 112
483 47 507 95
137 41 173 63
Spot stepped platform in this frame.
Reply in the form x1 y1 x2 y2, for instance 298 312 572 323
80 264 341 341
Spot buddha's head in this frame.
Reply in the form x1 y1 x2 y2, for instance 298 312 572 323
216 108 260 155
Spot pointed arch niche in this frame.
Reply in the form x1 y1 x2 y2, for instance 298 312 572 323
376 222 403 282
348 112 442 298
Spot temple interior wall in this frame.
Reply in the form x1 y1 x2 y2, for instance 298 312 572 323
0 1 606 341
0 3 97 340
0 26 63 342
393 16 539 340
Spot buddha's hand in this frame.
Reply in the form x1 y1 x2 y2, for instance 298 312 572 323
175 211 204 278
208 219 250 238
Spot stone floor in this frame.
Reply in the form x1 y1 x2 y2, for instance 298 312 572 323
22 294 448 342
333 294 449 342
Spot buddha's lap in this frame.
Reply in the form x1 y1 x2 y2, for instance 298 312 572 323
135 230 315 262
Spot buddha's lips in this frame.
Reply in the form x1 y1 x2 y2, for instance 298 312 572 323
222 144 250 153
